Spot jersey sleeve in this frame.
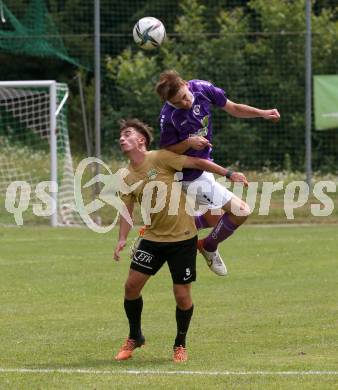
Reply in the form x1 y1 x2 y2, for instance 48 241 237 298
156 150 187 172
200 81 227 108
159 113 179 147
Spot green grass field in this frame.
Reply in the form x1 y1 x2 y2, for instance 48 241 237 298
0 225 337 389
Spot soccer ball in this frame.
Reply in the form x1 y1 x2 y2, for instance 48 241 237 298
133 17 166 50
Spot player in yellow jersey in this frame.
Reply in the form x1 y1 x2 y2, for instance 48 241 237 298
113 118 247 362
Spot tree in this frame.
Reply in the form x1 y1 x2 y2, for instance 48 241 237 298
105 0 338 171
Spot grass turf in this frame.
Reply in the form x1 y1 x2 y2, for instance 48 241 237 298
0 225 337 389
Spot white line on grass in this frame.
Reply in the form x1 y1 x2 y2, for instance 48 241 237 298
0 368 338 376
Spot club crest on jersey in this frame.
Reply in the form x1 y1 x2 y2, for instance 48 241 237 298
147 168 158 180
195 115 209 137
193 105 200 115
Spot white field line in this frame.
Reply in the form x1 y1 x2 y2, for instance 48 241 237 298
0 368 338 376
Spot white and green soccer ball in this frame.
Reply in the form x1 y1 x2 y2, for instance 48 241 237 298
133 17 166 50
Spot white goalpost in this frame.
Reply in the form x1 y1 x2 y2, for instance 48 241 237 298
0 81 81 226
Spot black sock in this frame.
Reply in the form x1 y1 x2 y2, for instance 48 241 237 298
124 296 143 340
174 305 194 348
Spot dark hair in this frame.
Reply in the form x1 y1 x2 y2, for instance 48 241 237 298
119 118 153 148
155 69 186 101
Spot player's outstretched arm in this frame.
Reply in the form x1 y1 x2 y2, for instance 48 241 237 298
223 99 280 122
113 202 134 261
183 157 248 186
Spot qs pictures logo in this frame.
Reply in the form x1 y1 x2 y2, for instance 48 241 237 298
74 158 142 233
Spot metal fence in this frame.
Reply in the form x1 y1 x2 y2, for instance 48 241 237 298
1 0 337 174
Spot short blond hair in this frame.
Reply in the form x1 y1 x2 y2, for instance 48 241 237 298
155 70 186 101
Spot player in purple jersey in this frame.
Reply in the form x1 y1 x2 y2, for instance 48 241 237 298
156 70 280 276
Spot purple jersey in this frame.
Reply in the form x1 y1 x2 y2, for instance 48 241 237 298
159 79 227 181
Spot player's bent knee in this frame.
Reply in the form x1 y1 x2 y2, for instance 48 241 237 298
241 203 251 219
231 202 251 224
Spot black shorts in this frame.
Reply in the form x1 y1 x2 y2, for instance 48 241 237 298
130 235 197 284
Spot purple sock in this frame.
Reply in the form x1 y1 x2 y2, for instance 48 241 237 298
194 215 210 230
203 214 238 252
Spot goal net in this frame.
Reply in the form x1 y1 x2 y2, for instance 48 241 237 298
0 81 82 226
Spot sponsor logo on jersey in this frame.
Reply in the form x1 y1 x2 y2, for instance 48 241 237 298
189 115 209 138
147 168 158 180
